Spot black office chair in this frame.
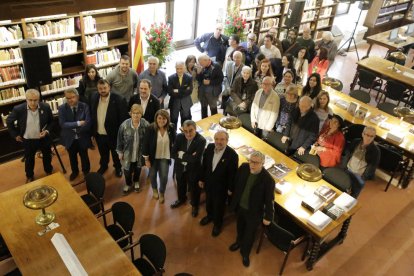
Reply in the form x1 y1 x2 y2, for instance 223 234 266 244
292 151 320 168
256 220 308 276
377 80 411 108
343 124 365 148
99 202 135 256
378 144 409 192
266 131 288 153
354 69 383 97
323 167 352 193
124 234 166 276
81 172 107 226
349 89 371 104
238 113 254 133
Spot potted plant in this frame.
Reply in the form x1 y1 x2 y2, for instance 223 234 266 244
143 22 174 67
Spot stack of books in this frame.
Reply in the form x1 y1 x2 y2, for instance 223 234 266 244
40 75 82 95
45 97 65 114
88 48 121 67
48 39 78 57
302 185 336 213
0 65 25 85
275 179 292 194
83 16 97 33
26 18 75 39
333 192 357 212
97 67 114 78
268 163 292 179
307 210 332 231
0 25 23 45
85 33 108 50
0 87 25 104
0 48 22 65
314 185 336 202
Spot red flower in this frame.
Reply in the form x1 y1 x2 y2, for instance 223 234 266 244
142 27 146 32
149 37 153 42
157 38 161 42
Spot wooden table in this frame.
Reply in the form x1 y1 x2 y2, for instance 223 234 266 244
0 173 139 276
352 56 414 90
365 25 414 57
197 114 361 270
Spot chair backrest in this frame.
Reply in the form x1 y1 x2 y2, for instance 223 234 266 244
323 167 352 192
85 172 105 199
238 113 254 133
378 144 403 172
266 222 296 252
357 69 376 89
349 90 371 104
384 80 406 101
112 202 135 232
139 234 166 271
344 124 365 143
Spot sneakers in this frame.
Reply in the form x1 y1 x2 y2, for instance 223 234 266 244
159 193 165 204
134 182 141 192
123 184 131 194
152 188 159 199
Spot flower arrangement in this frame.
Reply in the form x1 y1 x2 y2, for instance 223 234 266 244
142 22 174 66
223 12 247 40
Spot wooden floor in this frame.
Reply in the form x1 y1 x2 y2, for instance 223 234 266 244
1 42 414 275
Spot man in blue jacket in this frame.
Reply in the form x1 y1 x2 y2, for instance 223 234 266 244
194 23 229 65
58 88 91 181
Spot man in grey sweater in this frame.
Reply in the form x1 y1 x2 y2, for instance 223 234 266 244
106 55 138 101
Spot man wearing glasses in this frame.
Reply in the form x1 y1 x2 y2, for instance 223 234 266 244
228 151 274 267
240 33 259 66
342 126 380 198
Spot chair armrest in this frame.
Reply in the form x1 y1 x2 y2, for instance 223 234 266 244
116 231 134 244
96 208 112 218
122 239 140 252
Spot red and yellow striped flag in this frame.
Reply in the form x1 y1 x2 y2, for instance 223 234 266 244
133 19 145 74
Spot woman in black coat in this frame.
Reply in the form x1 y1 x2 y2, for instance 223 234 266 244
77 64 102 105
227 66 258 115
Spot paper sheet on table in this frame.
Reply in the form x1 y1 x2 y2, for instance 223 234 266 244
51 233 88 276
402 71 414 79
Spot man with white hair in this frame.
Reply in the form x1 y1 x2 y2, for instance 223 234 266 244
138 56 168 108
315 31 338 62
196 54 224 118
167 61 193 128
222 50 244 115
240 33 259 66
281 95 319 155
106 55 138 101
194 23 229 65
7 89 54 183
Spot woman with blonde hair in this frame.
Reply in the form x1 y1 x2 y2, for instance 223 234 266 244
314 91 333 131
143 109 176 203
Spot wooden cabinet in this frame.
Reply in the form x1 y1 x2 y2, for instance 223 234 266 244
364 0 414 35
238 0 338 42
0 8 131 162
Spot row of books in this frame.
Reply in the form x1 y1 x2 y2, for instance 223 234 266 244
0 87 25 104
51 61 63 76
263 5 282 17
97 67 115 78
240 9 258 21
85 48 121 66
45 97 65 114
85 33 108 50
0 65 25 84
0 48 22 65
48 39 78 58
26 18 75 39
307 193 357 231
83 16 97 34
0 25 23 45
39 75 82 95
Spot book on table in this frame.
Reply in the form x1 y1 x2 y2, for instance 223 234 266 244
333 192 357 212
268 163 292 178
275 179 292 194
301 193 325 213
314 185 336 202
322 202 345 220
307 210 333 231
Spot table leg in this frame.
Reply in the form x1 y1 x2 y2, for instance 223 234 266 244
401 160 413 189
350 69 359 91
306 238 320 271
363 43 373 59
338 217 352 244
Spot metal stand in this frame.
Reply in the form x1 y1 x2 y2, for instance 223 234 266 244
338 7 364 61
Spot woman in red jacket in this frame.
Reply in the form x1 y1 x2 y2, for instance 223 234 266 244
308 47 330 79
312 114 345 168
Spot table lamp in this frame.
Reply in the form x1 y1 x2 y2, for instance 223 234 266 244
23 185 58 225
389 51 407 71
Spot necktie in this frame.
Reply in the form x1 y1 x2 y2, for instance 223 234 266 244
73 107 77 122
179 76 182 86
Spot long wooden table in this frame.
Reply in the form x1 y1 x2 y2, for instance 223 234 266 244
365 25 414 57
197 114 361 270
0 173 139 275
352 56 414 90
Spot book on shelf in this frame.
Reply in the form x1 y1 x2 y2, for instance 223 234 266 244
333 192 357 212
268 163 292 179
322 202 345 220
83 16 97 33
48 39 78 57
51 61 63 76
0 48 22 65
0 86 25 103
307 210 332 231
91 48 121 66
45 97 65 114
0 65 25 83
0 25 23 44
314 185 336 202
85 33 108 50
97 67 115 78
302 193 325 213
275 179 292 194
26 18 75 39
40 75 82 94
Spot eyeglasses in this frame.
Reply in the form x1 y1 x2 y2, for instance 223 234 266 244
249 160 262 165
363 133 375 138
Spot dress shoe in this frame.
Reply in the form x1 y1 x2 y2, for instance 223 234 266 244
26 177 34 183
134 182 140 192
69 171 79 181
200 216 212 226
123 184 131 194
170 200 184 209
152 188 159 199
212 225 221 237
229 242 240 252
97 167 108 175
115 169 123 178
159 193 165 204
191 207 199 217
242 256 250 267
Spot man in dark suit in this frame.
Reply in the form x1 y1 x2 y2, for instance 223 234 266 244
128 79 160 124
228 151 274 267
196 54 224 119
171 120 206 217
6 89 53 183
58 88 91 181
168 61 193 129
90 79 128 176
198 130 239 237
